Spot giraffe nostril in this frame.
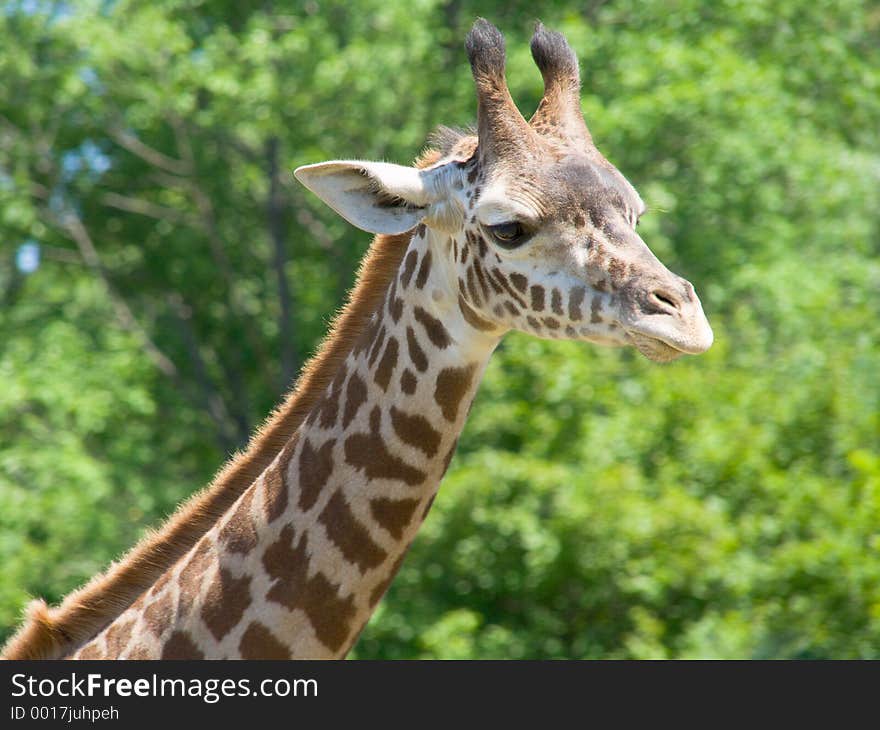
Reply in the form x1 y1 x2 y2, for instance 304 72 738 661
647 290 680 315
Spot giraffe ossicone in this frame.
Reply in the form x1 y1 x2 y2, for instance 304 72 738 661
3 19 711 660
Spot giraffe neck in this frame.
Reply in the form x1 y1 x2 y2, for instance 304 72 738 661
73 225 502 659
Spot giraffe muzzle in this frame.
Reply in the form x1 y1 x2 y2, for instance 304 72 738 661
624 277 714 362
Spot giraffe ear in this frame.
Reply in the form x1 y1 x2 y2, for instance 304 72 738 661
294 160 440 235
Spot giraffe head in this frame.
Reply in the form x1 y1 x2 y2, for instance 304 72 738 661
296 20 712 362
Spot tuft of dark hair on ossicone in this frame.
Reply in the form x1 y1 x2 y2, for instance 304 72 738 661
530 21 580 90
464 17 507 80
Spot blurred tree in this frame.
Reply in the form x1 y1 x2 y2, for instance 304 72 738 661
1 0 878 657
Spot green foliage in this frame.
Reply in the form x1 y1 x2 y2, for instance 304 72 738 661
1 0 878 657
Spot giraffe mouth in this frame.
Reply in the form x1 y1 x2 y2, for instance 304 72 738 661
621 282 714 362
624 312 714 362
625 332 689 363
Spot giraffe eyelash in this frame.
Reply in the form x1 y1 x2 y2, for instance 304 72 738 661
484 221 535 250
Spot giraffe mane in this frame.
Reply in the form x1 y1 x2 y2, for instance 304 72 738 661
1 147 447 660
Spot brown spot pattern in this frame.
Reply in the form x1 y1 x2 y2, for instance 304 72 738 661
263 435 299 523
434 364 477 422
342 372 367 429
143 591 174 638
389 405 441 457
491 268 527 308
104 618 135 657
239 622 291 659
415 249 432 289
510 272 528 293
459 295 497 332
485 266 504 294
569 286 586 321
476 235 488 258
298 437 336 512
313 365 346 429
367 326 386 368
387 277 403 323
406 326 428 372
219 485 258 554
400 249 419 289
608 257 626 285
414 306 452 349
177 539 214 615
369 497 421 540
466 266 481 306
344 407 426 486
472 256 490 299
127 644 152 659
530 285 545 311
551 289 564 315
78 642 104 660
374 336 399 392
354 316 381 358
161 631 205 659
201 569 252 641
319 490 388 572
264 525 357 653
400 368 417 394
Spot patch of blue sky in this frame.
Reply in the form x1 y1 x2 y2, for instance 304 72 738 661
16 241 41 274
60 139 112 181
4 0 72 20
78 66 105 95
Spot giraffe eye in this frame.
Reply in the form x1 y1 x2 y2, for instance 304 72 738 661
488 221 527 248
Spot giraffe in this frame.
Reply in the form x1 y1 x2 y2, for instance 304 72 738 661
3 20 712 660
